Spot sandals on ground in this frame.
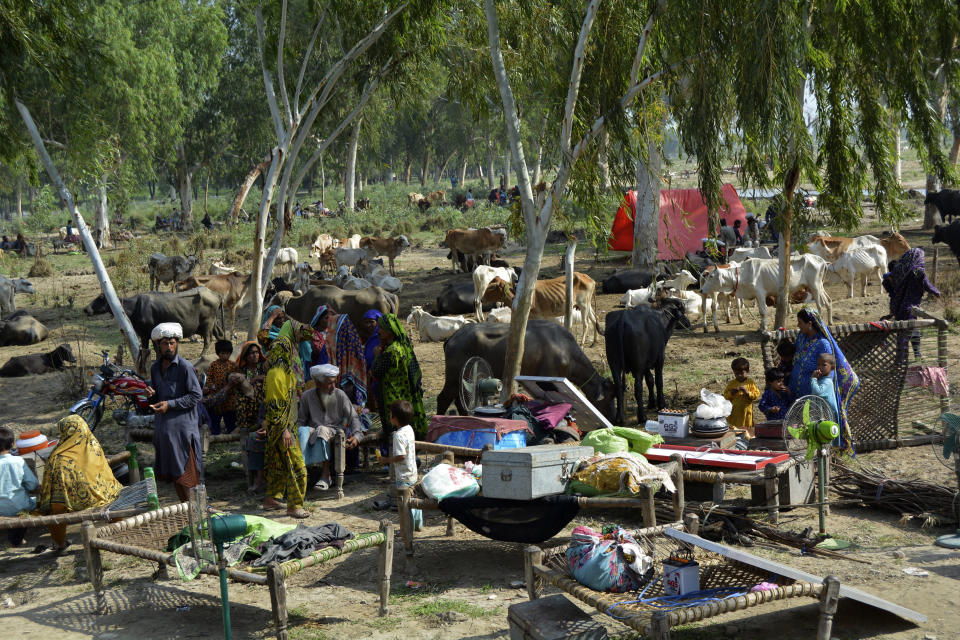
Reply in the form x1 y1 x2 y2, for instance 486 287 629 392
287 509 311 519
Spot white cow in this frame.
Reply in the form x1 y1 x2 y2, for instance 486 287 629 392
699 263 744 333
334 265 371 290
334 247 371 268
656 289 710 320
735 255 832 331
341 234 362 249
659 269 698 292
0 277 34 315
620 286 657 308
485 307 512 323
553 308 584 328
405 306 470 342
208 260 237 275
473 265 517 320
270 247 298 277
309 233 339 259
356 258 402 293
729 246 773 262
826 244 887 298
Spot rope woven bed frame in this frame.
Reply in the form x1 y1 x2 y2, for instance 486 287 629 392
525 515 840 639
80 502 394 640
760 316 949 451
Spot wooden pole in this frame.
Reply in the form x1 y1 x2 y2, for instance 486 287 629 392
16 100 140 357
523 546 543 600
377 520 394 616
670 454 685 521
267 563 289 640
334 431 346 499
82 521 107 614
816 575 841 640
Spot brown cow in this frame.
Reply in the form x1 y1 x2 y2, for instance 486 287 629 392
482 273 600 346
175 272 251 336
445 227 507 273
808 232 910 262
316 247 338 276
426 190 445 206
359 235 410 276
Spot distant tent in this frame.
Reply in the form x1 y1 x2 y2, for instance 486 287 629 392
608 184 749 260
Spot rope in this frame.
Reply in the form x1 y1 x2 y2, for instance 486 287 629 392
606 576 751 617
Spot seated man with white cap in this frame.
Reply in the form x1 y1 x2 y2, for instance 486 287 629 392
297 363 363 490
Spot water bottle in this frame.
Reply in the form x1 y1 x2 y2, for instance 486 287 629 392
143 466 160 510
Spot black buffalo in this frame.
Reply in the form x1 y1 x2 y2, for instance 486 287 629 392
436 320 616 419
601 269 657 294
605 298 688 424
926 189 960 224
0 343 75 377
933 220 960 268
84 287 224 355
275 285 398 335
435 280 496 315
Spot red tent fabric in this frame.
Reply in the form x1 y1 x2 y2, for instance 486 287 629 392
607 183 749 260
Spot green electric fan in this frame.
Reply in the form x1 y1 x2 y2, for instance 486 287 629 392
783 395 840 535
933 413 960 549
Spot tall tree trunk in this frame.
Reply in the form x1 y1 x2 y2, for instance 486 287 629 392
247 153 283 339
437 151 456 185
175 144 194 226
203 171 210 215
563 239 577 329
503 147 511 189
949 133 960 166
231 157 271 224
15 178 22 221
924 172 942 227
320 155 325 205
486 140 496 189
420 147 431 187
532 141 544 185
632 139 661 268
774 163 800 328
344 117 362 210
895 125 902 186
477 163 484 181
93 173 110 249
147 180 156 199
403 153 412 185
599 130 611 192
459 159 468 188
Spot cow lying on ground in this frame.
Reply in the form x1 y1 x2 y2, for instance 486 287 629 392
605 298 688 424
436 320 616 418
601 269 657 294
0 277 34 315
335 265 372 290
0 343 75 377
85 287 224 355
175 272 251 336
925 189 960 224
276 285 398 335
0 311 48 346
405 306 470 342
355 258 402 293
359 235 410 276
208 260 237 275
149 253 198 291
729 246 772 262
482 272 600 345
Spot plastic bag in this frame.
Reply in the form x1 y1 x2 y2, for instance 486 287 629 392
694 388 732 419
581 429 629 454
566 525 653 592
421 463 480 500
610 426 663 454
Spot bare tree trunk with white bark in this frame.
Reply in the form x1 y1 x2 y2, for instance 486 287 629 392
633 140 661 268
93 174 110 249
345 117 362 210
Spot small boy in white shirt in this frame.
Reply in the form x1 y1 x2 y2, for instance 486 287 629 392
377 400 422 531
0 426 38 546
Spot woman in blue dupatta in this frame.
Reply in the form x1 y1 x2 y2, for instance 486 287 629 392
789 308 859 456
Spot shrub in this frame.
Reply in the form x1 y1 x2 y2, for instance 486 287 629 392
28 257 54 277
162 235 184 255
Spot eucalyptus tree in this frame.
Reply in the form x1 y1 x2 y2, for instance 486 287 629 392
247 0 449 338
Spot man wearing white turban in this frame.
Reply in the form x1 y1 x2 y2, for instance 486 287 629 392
297 363 363 490
145 322 203 501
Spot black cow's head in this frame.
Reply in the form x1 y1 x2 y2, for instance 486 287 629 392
84 294 109 316
52 343 77 365
583 373 618 422
654 296 691 331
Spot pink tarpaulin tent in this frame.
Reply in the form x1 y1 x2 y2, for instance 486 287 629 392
608 183 749 260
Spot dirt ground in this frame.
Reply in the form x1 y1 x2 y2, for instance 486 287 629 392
1 217 959 639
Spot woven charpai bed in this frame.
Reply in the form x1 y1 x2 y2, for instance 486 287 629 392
81 502 394 640
524 517 839 639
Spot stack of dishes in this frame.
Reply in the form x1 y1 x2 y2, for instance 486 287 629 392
690 417 728 438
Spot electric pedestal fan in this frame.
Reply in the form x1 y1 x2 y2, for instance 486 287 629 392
781 395 839 535
459 356 503 415
933 412 960 548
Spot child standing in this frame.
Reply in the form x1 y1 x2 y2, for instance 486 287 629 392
0 426 38 546
204 339 238 435
758 369 793 421
776 339 796 386
810 353 840 420
377 400 422 531
723 357 761 434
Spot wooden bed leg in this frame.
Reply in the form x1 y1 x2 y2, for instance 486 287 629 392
650 612 671 639
670 454 684 521
817 575 841 640
268 563 289 640
82 522 107 614
378 520 394 616
334 432 345 500
523 546 543 600
712 471 725 504
640 483 656 528
397 486 414 558
765 464 779 524
445 516 455 537
683 513 699 536
442 451 455 465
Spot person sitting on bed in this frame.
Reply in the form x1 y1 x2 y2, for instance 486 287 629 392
0 425 38 547
297 364 362 491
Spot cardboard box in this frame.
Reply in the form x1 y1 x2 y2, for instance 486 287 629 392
658 409 690 438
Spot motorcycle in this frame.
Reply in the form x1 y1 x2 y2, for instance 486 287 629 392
70 350 155 431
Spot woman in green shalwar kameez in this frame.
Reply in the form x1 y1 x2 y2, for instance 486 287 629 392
371 314 428 439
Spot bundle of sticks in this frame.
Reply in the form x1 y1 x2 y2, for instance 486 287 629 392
831 462 958 526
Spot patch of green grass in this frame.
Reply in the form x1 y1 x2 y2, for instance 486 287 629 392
365 616 402 631
479 583 494 594
288 629 329 640
389 582 451 603
412 599 489 619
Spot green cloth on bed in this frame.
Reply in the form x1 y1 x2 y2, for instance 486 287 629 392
165 513 296 552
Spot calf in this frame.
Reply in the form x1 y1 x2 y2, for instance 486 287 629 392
825 244 887 298
605 298 688 424
426 190 445 206
405 306 470 342
309 233 339 259
482 272 600 346
175 272 252 336
0 277 35 316
473 265 517 320
316 247 338 276
0 343 76 377
699 263 743 333
925 189 960 224
359 235 410 276
149 253 198 291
